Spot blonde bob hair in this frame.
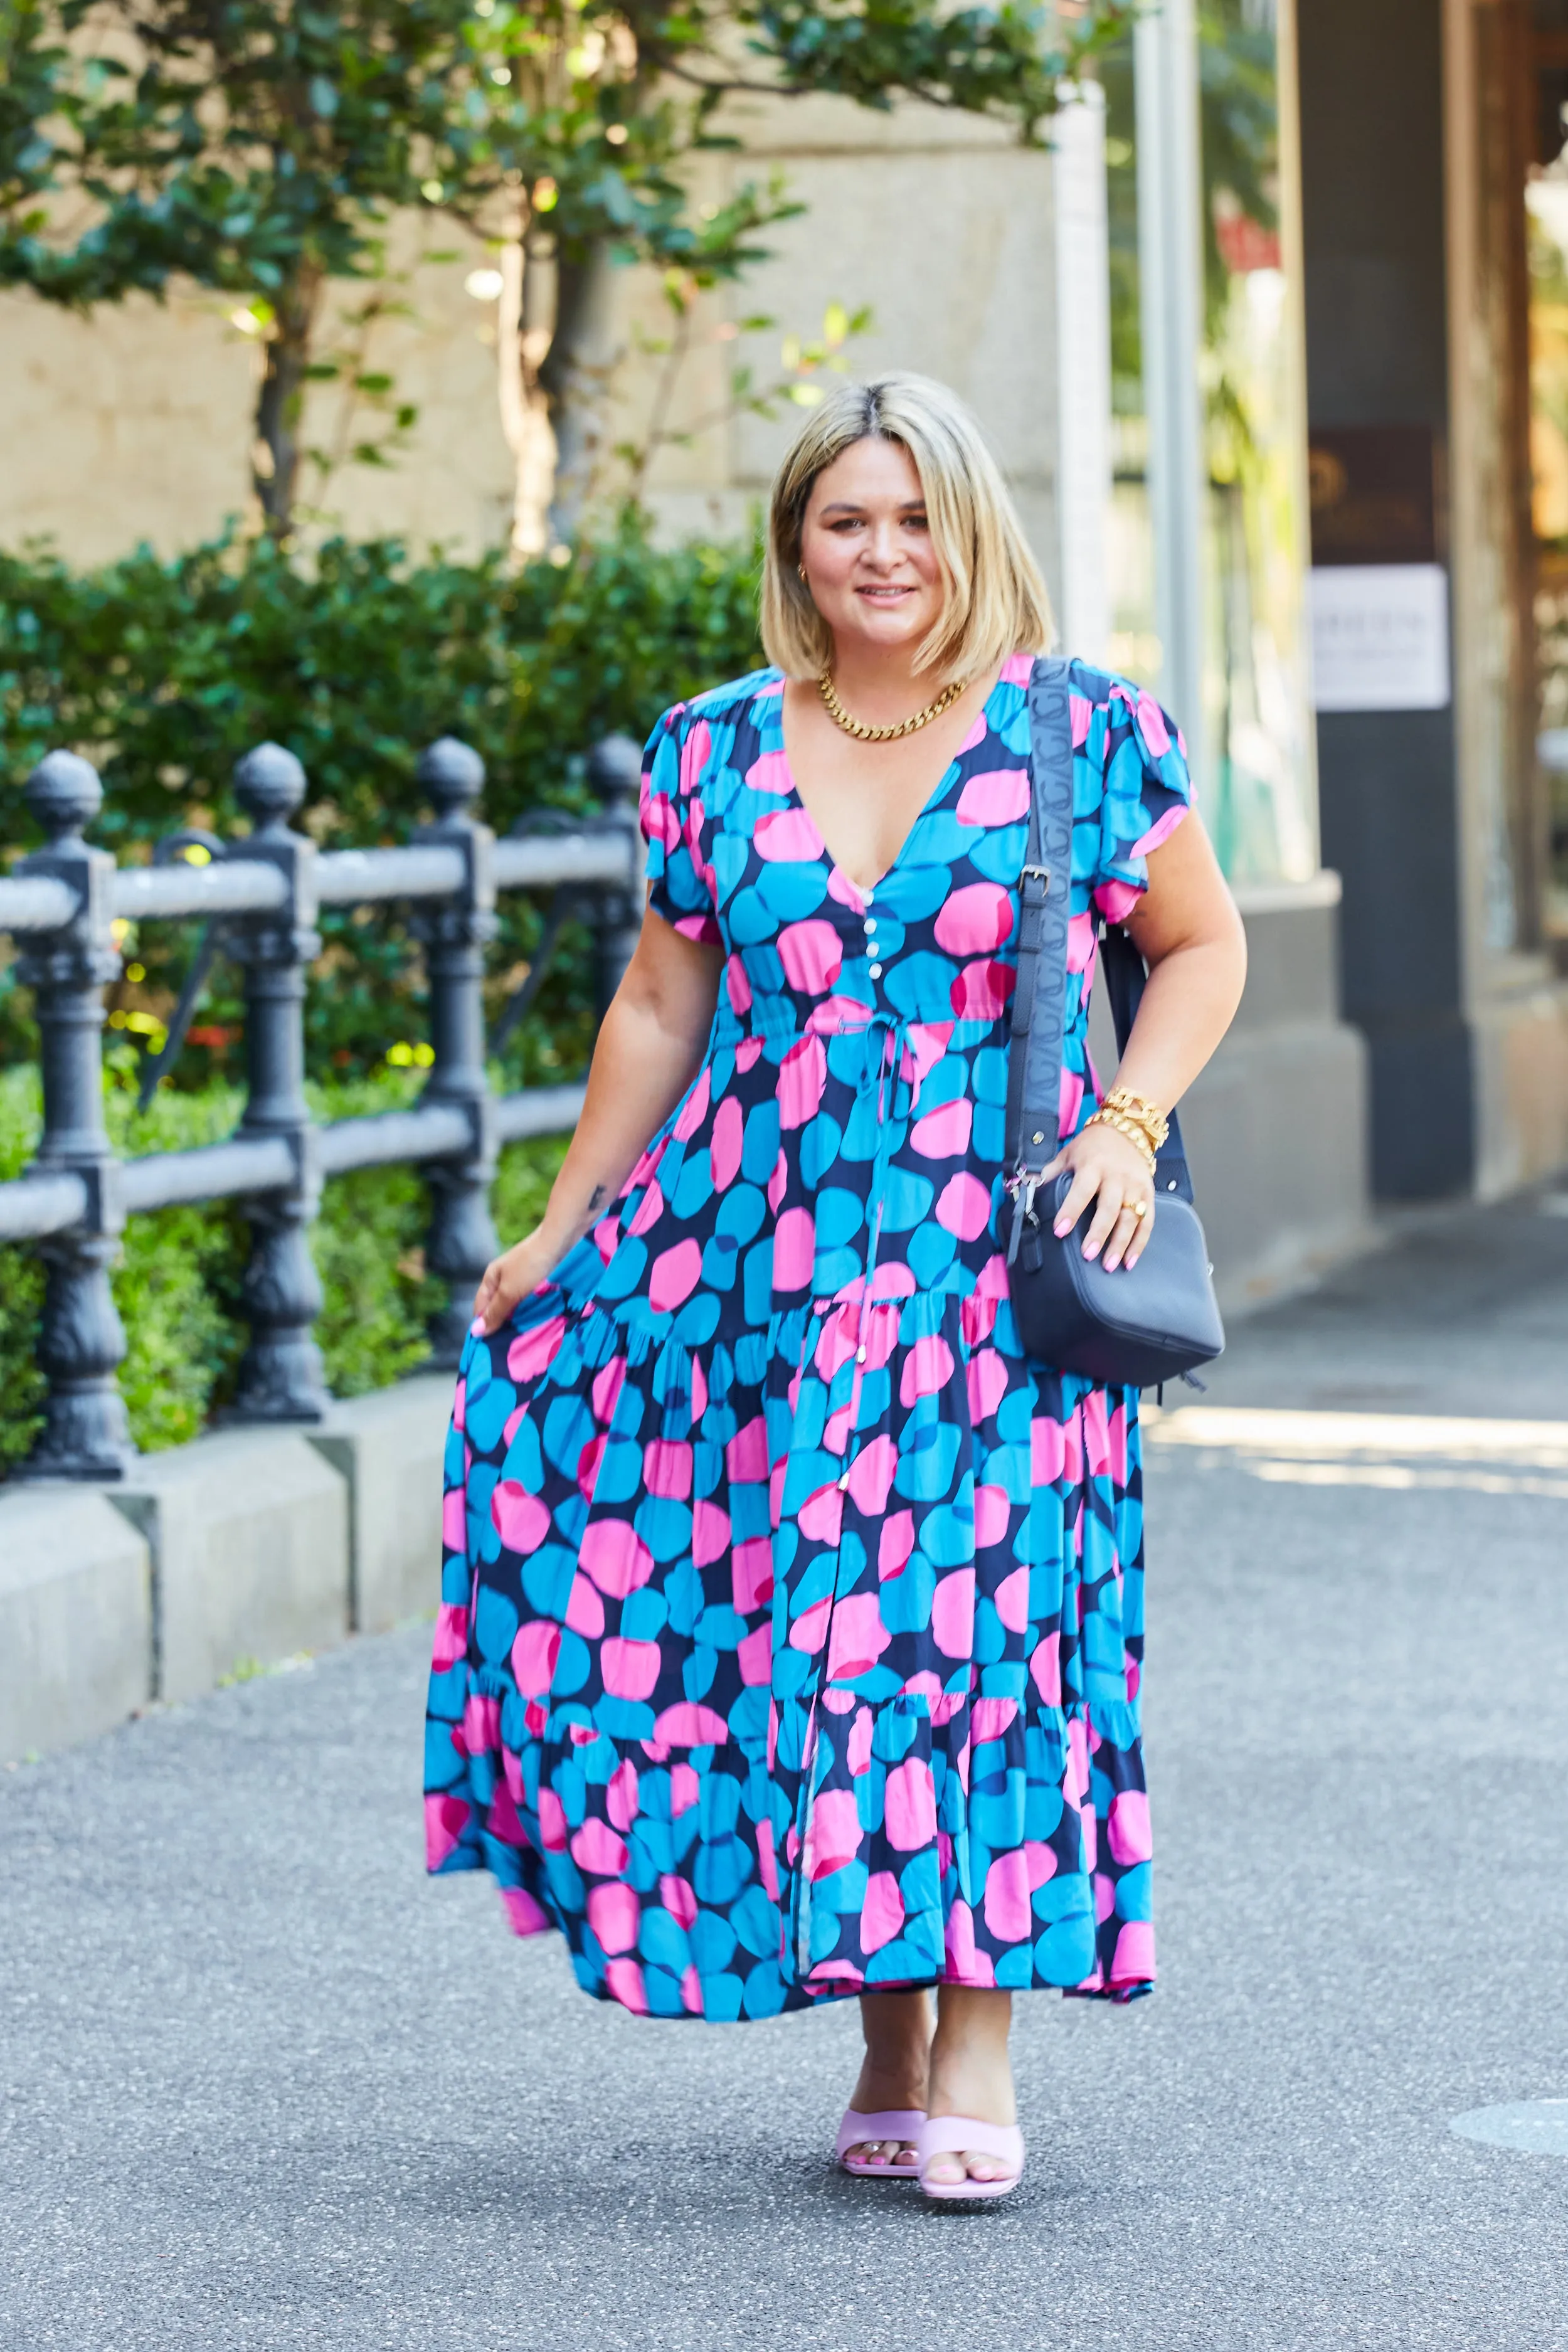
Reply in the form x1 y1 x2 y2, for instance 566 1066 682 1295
760 373 1056 686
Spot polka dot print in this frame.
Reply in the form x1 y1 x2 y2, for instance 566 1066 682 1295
425 653 1192 2018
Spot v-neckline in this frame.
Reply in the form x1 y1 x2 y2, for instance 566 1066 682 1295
773 670 1006 905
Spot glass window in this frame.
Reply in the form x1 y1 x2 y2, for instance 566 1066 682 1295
1529 4 1568 938
1102 0 1318 884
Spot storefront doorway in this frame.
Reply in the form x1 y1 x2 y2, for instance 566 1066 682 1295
1460 0 1568 962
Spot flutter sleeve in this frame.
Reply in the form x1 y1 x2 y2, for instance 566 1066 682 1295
639 702 721 944
1094 681 1194 926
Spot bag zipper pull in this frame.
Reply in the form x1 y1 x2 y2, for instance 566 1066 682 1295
1005 1171 1041 1266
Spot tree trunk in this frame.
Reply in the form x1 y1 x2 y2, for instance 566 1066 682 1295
253 265 324 538
539 245 620 542
497 198 556 563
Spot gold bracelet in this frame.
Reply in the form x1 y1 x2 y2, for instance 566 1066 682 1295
1092 1109 1162 1170
1084 1110 1155 1169
1083 1108 1157 1173
1099 1085 1170 1155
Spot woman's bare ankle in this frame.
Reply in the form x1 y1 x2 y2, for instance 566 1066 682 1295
923 1986 1016 2176
852 1988 931 2115
840 1990 931 2163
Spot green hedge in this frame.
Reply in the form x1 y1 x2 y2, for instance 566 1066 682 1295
1 512 761 850
0 513 758 1472
0 1053 568 1476
1 514 762 1082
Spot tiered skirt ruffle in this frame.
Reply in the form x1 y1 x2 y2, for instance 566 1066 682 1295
425 1231 1155 2021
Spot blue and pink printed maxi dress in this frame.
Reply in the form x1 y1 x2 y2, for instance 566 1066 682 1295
425 652 1192 2021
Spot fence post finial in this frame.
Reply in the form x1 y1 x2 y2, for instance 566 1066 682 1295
418 736 486 817
26 749 105 847
233 741 307 833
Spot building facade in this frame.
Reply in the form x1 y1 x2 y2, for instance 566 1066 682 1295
13 7 1567 1308
1300 0 1568 1200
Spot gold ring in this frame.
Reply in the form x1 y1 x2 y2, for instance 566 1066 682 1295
1130 1201 1148 1220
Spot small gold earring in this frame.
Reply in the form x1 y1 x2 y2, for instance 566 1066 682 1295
798 563 807 583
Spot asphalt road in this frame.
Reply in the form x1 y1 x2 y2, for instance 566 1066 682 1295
6 1194 1568 2351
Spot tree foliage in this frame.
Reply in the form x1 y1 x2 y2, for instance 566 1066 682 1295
0 0 1134 531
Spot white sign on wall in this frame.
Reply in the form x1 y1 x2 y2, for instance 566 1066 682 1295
1308 563 1451 712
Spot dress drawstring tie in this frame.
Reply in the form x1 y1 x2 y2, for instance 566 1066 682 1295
790 1008 913 1974
845 1010 915 1374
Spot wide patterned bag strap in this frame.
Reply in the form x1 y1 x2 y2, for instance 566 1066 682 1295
1004 654 1075 1180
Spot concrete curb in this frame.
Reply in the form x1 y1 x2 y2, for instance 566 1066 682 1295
107 1428 351 1704
0 1485 153 1762
0 1373 454 1760
307 1374 454 1634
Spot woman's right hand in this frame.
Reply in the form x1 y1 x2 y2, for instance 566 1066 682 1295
472 1229 563 1338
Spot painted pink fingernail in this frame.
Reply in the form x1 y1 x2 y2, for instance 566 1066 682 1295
470 1318 485 1337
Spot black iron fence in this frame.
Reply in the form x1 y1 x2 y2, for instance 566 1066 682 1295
0 733 642 1481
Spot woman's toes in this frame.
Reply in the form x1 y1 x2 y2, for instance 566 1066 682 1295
847 2134 928 2173
967 2151 1002 2181
924 2151 964 2184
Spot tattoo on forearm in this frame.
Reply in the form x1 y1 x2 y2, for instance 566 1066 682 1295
586 1185 607 1215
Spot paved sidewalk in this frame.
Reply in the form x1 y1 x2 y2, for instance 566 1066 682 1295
6 1196 1568 2350
1202 1182 1568 1417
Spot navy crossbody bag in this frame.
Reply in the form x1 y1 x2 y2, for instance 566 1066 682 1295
999 655 1225 1391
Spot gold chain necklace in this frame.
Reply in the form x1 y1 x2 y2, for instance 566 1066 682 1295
817 668 964 742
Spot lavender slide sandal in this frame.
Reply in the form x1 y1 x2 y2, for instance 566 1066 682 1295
835 2109 926 2178
916 2116 1025 2202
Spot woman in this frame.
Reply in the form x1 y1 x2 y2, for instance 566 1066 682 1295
425 374 1246 2201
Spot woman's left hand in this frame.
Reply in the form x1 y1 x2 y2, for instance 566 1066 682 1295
1041 1121 1156 1271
